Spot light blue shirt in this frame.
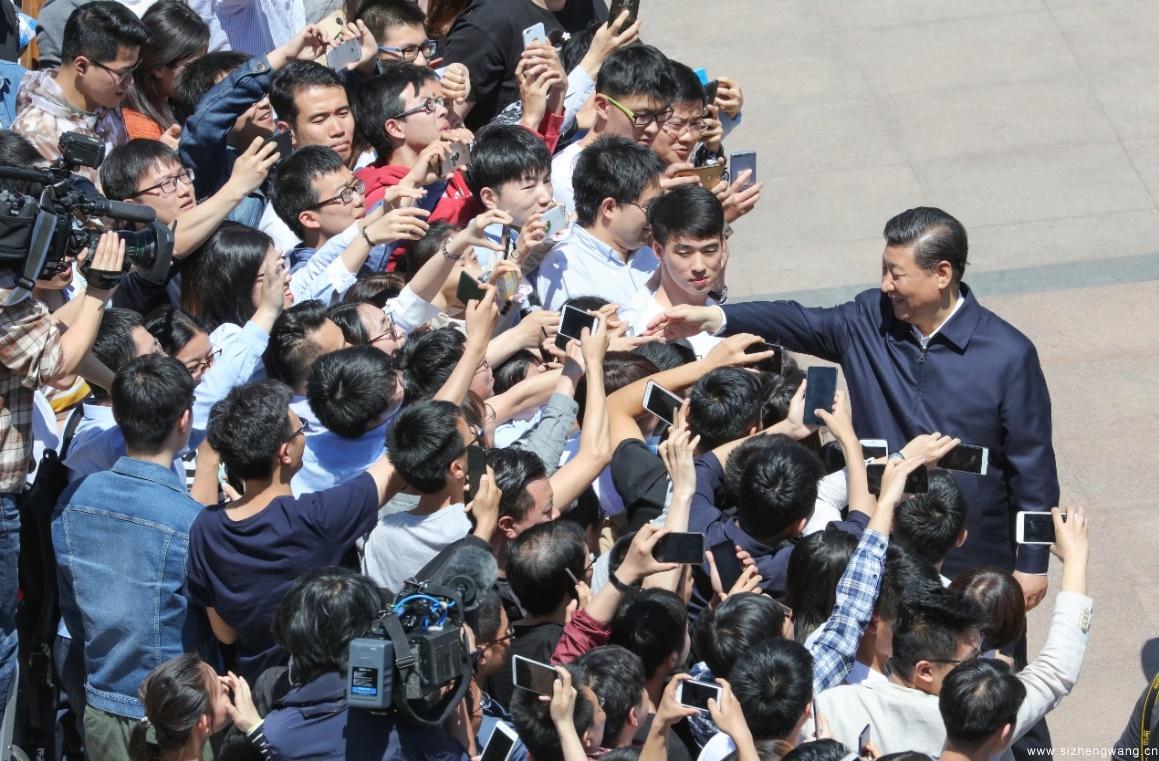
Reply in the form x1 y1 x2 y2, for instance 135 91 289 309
193 320 271 440
290 393 390 497
63 403 186 483
534 225 658 312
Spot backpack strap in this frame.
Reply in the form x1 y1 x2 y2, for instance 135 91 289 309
58 403 84 462
1139 671 1159 752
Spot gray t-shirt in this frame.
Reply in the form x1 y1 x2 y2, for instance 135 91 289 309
362 503 471 596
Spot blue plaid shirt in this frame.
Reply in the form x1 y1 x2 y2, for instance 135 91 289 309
687 528 889 748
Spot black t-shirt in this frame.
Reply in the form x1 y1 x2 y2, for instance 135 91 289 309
610 439 670 531
486 621 564 708
442 0 608 129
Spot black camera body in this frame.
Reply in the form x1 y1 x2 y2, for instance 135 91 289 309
0 132 173 295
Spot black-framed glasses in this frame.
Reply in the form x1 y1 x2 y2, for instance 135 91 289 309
377 39 438 62
389 95 446 121
184 347 221 374
311 178 365 209
131 168 195 198
604 95 673 128
89 58 139 84
477 625 516 648
929 642 983 666
368 312 398 345
623 200 653 215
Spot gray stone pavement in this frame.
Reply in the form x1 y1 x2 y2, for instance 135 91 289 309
645 0 1159 750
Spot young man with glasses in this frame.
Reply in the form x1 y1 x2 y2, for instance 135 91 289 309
12 1 148 184
550 45 676 215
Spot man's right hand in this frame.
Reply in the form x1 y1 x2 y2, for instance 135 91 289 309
84 232 127 299
646 304 724 340
363 206 431 246
704 332 773 369
463 285 500 342
227 138 280 197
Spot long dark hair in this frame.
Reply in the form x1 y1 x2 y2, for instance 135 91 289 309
129 654 212 761
182 221 275 332
126 0 210 129
426 0 471 38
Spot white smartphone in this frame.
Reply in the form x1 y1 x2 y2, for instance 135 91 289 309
480 723 519 761
859 439 888 460
938 444 989 476
558 304 599 342
642 380 682 426
326 38 362 70
729 150 757 188
1015 511 1058 545
542 204 570 240
512 654 557 695
676 679 721 712
439 141 470 177
522 22 547 48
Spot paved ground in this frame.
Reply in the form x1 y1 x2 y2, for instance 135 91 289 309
645 0 1159 751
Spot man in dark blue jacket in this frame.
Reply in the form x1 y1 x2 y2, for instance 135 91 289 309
648 207 1058 610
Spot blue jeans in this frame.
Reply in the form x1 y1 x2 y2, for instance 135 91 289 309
0 492 19 732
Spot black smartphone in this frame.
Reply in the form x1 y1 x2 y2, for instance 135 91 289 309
607 0 640 26
642 381 682 426
653 532 704 564
866 463 929 496
512 655 557 695
745 341 783 374
803 366 838 425
938 444 989 475
858 724 871 754
265 130 293 159
708 540 744 591
558 304 598 342
465 445 486 502
704 80 719 104
456 271 486 304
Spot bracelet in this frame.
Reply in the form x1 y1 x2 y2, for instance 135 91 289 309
440 240 463 261
360 224 375 247
608 572 632 593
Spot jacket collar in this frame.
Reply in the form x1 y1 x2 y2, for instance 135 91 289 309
278 671 345 707
879 282 982 352
109 455 186 493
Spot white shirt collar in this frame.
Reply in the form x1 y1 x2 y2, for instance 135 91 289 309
913 290 966 348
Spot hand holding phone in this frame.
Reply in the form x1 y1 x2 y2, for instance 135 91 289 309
465 445 486 503
652 532 704 564
707 540 745 592
729 150 757 188
326 38 362 70
1015 511 1059 545
607 0 640 27
512 655 558 695
558 304 599 342
676 679 721 712
265 130 293 160
480 724 518 761
803 366 838 425
456 271 486 305
744 341 783 374
522 22 547 48
642 380 682 426
938 443 989 475
866 462 929 496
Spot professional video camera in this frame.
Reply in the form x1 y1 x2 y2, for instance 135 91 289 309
0 132 173 297
347 538 497 726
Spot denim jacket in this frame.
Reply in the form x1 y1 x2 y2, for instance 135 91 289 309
53 456 215 718
178 54 272 220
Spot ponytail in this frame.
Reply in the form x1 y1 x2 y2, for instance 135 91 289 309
128 717 159 761
131 655 213 761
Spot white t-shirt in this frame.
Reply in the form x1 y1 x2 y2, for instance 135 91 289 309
362 504 471 594
550 140 583 215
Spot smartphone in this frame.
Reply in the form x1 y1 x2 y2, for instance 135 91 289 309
465 445 486 503
938 444 989 476
704 80 719 104
512 655 557 695
642 380 682 426
456 271 486 305
1016 511 1058 545
860 439 888 460
326 38 362 70
803 366 837 426
522 22 547 48
440 140 470 177
745 341 783 374
729 150 757 189
607 0 640 27
542 204 569 240
653 532 705 564
858 724 871 754
676 679 721 712
480 723 519 761
676 162 727 189
265 130 293 159
558 304 598 342
708 540 744 591
866 463 929 496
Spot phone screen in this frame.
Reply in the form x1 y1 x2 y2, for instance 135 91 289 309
456 271 486 305
745 341 783 374
643 381 682 426
558 305 598 341
607 0 640 26
708 540 744 591
939 444 988 475
653 532 704 564
466 445 486 503
679 680 721 711
866 463 929 495
513 656 557 695
803 366 838 425
729 151 757 188
480 727 516 761
1020 512 1056 544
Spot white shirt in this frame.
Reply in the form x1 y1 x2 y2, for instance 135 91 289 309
362 504 472 594
844 659 888 686
913 291 966 348
535 225 658 312
621 287 721 358
260 202 301 255
550 140 583 216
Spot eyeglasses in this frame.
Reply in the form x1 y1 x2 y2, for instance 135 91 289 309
929 642 983 666
662 118 708 137
132 168 195 198
477 625 516 648
90 58 139 84
623 200 653 215
603 95 673 128
284 419 310 441
184 348 221 374
389 95 446 121
368 313 398 344
311 178 365 209
378 40 438 62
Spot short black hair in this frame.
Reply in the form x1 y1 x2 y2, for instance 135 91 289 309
112 354 194 454
143 306 208 356
341 273 406 308
174 50 251 122
272 566 386 685
263 300 333 392
510 662 594 761
648 184 725 247
729 638 813 741
695 593 790 678
404 221 458 278
688 367 762 450
307 346 399 438
758 367 804 429
351 65 438 159
61 1 148 64
101 139 183 201
578 646 645 747
940 659 1026 749
182 221 273 332
464 123 551 197
632 340 695 371
506 520 587 616
577 350 658 424
572 136 665 227
667 60 709 109
883 207 968 284
270 60 346 126
272 145 348 236
92 307 146 380
327 302 372 345
609 589 687 680
876 543 941 624
891 586 981 681
399 327 465 404
357 0 426 39
493 349 541 394
0 132 46 196
385 399 463 493
207 379 294 482
949 568 1026 652
725 435 824 541
894 470 968 565
781 741 850 761
785 527 858 641
595 44 675 103
485 448 548 523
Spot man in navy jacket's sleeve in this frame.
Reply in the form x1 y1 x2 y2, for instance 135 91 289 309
647 207 1058 609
